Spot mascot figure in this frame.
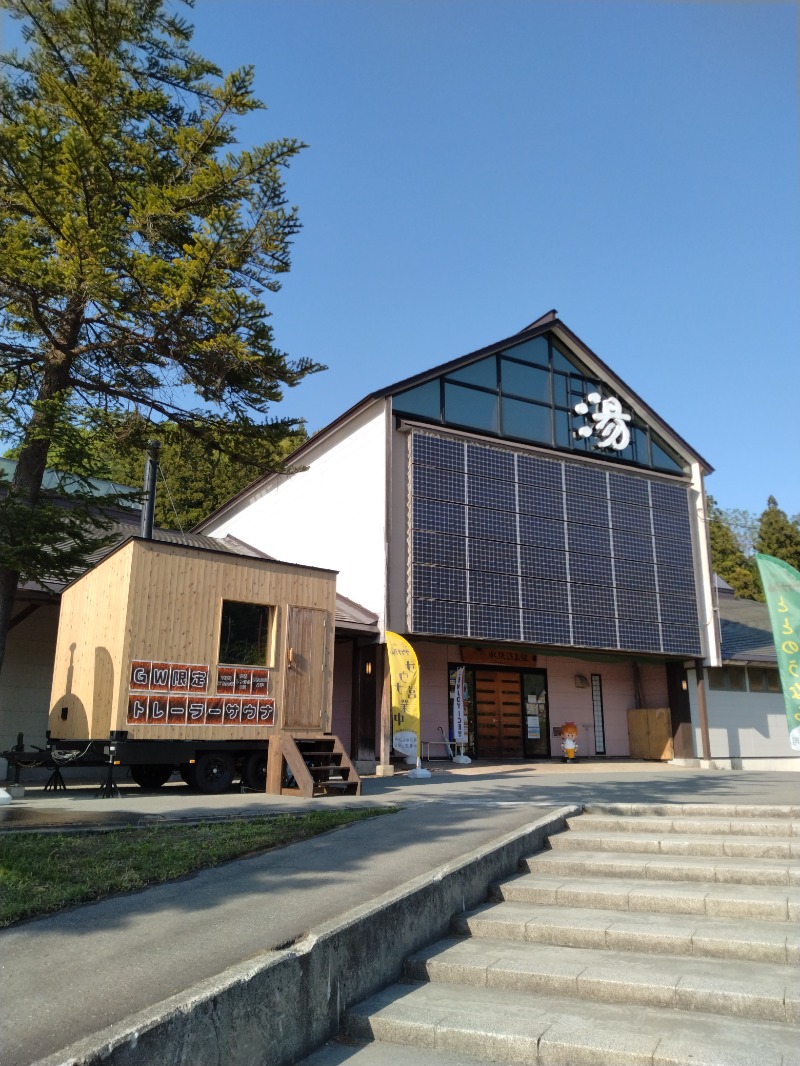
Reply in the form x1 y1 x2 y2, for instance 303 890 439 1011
560 721 579 762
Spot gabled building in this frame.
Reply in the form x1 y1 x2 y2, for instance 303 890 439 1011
198 311 719 771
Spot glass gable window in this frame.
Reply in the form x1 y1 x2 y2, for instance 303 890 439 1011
502 397 552 443
445 357 497 389
501 360 551 403
392 379 441 420
392 330 689 475
444 382 498 432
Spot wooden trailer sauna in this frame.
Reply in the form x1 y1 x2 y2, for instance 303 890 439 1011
46 536 361 796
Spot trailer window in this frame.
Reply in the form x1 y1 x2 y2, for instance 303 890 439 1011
219 601 274 666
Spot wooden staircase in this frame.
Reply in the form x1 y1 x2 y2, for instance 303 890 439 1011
266 734 362 797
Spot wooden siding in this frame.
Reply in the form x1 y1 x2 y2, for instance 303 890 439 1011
48 539 336 742
48 541 135 740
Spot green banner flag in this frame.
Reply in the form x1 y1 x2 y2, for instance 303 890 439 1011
755 553 800 751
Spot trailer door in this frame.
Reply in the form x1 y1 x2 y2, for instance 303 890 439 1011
284 606 327 729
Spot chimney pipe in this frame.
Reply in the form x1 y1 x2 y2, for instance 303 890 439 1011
140 440 161 540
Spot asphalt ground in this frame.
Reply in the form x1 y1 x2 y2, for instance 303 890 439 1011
1 759 798 1066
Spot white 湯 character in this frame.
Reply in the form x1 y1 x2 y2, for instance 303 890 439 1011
574 392 631 451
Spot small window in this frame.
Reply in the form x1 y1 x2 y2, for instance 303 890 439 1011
707 666 747 691
748 667 781 693
219 600 274 666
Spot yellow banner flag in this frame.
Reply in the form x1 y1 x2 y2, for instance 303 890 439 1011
386 631 420 763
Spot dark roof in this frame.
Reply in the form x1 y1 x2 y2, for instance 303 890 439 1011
334 592 380 632
717 596 776 664
14 516 379 634
195 310 713 533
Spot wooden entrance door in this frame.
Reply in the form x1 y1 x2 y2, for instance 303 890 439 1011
475 670 523 758
283 607 328 729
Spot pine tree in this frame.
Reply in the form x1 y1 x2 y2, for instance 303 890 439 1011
755 497 800 571
707 496 762 600
0 0 323 673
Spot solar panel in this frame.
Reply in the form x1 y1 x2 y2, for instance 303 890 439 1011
517 483 564 519
610 500 652 535
522 610 572 644
412 463 465 503
408 430 701 654
612 529 655 563
412 564 467 602
466 442 513 481
520 544 569 582
467 505 518 542
517 453 562 490
413 433 464 471
566 464 607 499
520 578 570 613
412 497 466 536
413 530 466 568
468 569 520 607
469 537 520 574
650 481 689 513
467 474 516 511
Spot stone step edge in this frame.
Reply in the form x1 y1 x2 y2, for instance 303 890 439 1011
402 938 798 1023
583 802 800 819
521 852 800 887
452 903 800 965
343 981 799 1066
492 874 798 921
568 815 800 837
547 834 800 857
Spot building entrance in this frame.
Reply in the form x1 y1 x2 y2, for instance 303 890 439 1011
472 667 550 759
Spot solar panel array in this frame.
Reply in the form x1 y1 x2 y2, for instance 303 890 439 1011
409 431 702 655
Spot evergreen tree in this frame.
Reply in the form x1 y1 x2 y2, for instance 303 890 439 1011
54 416 306 530
755 497 800 572
0 0 323 673
707 496 762 600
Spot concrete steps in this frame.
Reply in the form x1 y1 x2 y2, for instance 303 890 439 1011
303 803 800 1066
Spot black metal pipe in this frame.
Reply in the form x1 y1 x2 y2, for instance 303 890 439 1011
140 440 161 540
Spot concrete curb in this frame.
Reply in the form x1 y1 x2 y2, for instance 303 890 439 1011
30 804 580 1066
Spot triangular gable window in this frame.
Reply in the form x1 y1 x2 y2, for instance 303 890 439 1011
393 331 686 475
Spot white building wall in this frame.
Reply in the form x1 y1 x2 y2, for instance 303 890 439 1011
687 668 800 769
204 401 389 628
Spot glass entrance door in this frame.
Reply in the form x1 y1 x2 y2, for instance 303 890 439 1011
522 671 550 757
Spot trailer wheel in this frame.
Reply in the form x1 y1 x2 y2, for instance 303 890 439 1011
242 750 267 791
194 751 235 794
130 764 173 789
179 763 197 788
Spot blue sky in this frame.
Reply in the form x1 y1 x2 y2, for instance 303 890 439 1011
3 1 798 518
187 0 798 518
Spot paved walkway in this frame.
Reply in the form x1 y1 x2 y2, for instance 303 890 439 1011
1 761 798 1066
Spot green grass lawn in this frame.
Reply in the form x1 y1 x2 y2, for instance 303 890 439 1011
0 807 397 927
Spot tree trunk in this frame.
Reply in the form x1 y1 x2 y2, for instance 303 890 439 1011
0 353 74 679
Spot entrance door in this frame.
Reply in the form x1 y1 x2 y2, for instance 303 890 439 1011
475 670 523 758
283 607 328 729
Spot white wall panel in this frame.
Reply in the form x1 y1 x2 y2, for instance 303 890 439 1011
687 672 800 763
206 402 388 627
